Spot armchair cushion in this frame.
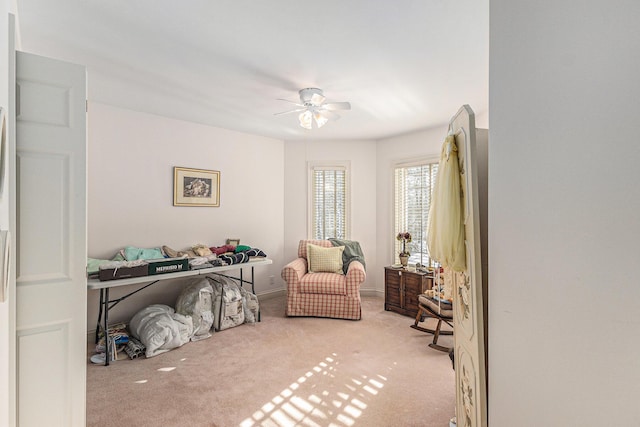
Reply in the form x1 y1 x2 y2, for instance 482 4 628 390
300 273 347 295
307 243 345 274
418 294 453 318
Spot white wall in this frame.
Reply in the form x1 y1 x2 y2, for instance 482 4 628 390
375 106 487 281
490 1 640 425
87 103 284 329
375 125 450 276
0 3 9 425
0 4 15 425
475 109 488 130
283 140 378 291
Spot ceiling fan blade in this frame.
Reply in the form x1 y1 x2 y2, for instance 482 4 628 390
274 107 307 116
277 98 304 106
318 110 341 121
323 101 351 111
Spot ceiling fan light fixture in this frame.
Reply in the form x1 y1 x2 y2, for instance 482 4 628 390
299 110 313 129
299 88 324 104
279 88 351 130
313 111 329 128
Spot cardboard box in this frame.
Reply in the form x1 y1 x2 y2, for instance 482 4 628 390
147 258 189 275
99 262 148 281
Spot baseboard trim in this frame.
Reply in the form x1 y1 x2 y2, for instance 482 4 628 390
256 288 286 300
87 287 383 343
360 288 383 298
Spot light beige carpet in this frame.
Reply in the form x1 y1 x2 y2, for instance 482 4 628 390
87 295 455 427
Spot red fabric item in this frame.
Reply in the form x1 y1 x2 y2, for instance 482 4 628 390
209 245 236 255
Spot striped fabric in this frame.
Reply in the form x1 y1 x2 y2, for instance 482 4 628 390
282 239 366 320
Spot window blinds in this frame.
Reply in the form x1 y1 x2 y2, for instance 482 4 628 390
312 167 347 240
394 162 438 265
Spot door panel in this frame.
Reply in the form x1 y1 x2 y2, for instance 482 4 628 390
450 105 487 427
16 51 86 427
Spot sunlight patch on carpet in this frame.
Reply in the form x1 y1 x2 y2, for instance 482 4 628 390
239 353 387 427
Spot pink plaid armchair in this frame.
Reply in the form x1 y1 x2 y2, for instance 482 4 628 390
282 239 366 320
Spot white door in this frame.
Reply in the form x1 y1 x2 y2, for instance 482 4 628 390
450 105 488 427
16 52 87 427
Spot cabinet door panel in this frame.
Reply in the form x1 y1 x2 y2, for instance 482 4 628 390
402 274 424 312
385 269 401 306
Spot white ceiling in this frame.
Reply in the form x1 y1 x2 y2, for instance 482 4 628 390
15 0 489 141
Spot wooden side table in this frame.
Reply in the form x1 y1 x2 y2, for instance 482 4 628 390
384 266 433 317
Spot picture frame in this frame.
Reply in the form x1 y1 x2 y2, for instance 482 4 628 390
226 238 240 246
173 167 220 207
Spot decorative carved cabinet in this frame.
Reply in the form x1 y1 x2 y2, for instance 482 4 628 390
384 267 433 317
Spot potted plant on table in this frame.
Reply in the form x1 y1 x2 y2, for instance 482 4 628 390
396 232 412 267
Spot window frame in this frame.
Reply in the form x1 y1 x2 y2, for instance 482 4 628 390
307 161 351 240
392 156 439 266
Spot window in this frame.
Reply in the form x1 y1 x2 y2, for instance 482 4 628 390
394 160 438 266
309 163 349 240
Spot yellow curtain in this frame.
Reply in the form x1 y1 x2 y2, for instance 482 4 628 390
427 134 466 272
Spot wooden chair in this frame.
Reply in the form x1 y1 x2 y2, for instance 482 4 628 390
410 294 453 352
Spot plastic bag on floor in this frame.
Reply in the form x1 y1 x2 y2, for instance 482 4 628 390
239 286 259 324
129 304 193 358
207 275 245 331
176 278 214 341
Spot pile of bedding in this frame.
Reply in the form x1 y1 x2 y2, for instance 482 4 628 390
129 304 193 358
87 243 268 278
112 275 259 359
87 241 266 361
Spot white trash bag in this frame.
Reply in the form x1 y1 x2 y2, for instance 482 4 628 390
129 304 193 358
176 278 214 341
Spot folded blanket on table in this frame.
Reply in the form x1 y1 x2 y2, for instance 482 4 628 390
86 252 126 277
189 254 219 270
210 258 226 267
218 252 250 265
209 244 236 255
244 248 267 257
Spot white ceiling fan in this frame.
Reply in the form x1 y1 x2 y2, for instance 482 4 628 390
275 88 351 129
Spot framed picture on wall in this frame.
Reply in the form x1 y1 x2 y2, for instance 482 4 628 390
173 166 220 207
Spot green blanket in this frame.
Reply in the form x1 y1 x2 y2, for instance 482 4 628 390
329 238 366 274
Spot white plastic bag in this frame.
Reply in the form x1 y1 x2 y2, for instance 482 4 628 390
207 275 245 331
176 278 214 341
129 304 193 358
239 286 259 324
